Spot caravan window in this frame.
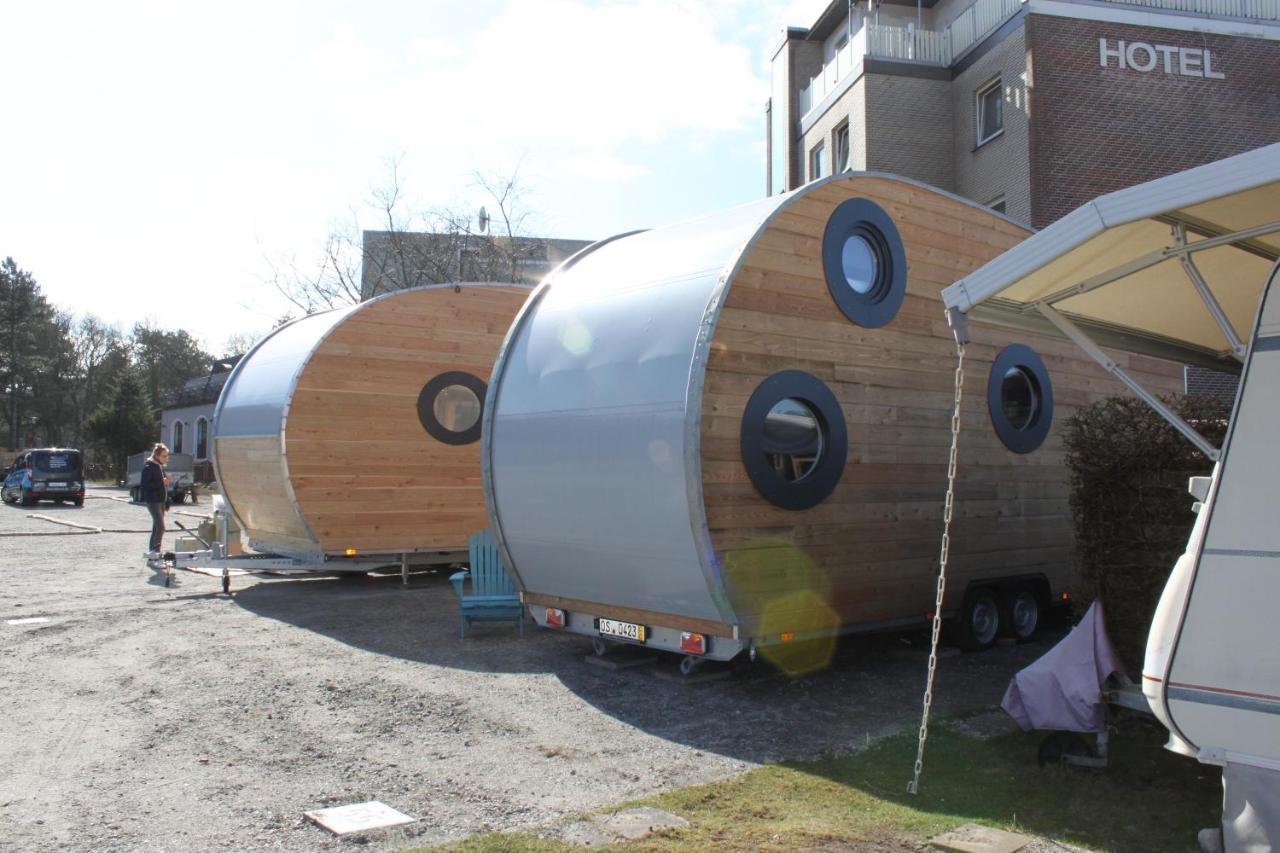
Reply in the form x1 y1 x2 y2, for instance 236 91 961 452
417 371 487 446
741 370 847 511
988 344 1054 453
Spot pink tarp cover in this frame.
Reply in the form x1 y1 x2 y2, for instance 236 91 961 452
1001 601 1126 733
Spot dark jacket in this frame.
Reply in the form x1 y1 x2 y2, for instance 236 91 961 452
140 458 167 504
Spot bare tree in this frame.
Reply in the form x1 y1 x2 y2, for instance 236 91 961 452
268 156 540 313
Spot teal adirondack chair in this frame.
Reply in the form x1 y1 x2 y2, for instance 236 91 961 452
449 530 524 637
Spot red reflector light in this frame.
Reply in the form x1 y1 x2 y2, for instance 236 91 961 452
1061 591 1071 602
680 632 706 655
545 608 565 628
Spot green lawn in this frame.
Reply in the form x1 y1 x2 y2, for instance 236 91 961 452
438 715 1221 852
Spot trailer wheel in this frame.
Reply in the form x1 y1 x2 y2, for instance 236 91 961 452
1004 586 1041 641
221 571 231 595
591 638 611 657
956 588 1000 651
679 655 704 676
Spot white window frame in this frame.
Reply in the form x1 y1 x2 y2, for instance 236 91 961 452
195 417 209 461
833 122 851 175
975 77 1004 147
172 420 185 455
809 141 827 182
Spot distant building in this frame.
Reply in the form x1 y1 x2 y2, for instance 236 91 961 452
159 355 241 481
768 0 1280 227
360 230 593 301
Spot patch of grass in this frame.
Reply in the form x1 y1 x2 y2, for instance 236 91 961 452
428 716 1220 852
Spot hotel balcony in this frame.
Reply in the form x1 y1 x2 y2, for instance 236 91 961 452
798 0 1280 118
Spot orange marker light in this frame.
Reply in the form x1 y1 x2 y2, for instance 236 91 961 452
345 548 358 556
680 632 706 655
780 631 796 643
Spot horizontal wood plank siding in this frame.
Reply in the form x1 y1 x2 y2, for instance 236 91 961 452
701 175 1183 635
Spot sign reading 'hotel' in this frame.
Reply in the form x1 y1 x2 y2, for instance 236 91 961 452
1099 38 1226 79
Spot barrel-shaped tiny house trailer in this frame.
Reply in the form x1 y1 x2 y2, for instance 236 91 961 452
214 283 530 560
484 174 1184 663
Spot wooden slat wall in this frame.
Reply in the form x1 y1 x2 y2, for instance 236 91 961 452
284 285 529 554
701 176 1185 635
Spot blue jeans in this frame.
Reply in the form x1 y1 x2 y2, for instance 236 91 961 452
147 502 165 552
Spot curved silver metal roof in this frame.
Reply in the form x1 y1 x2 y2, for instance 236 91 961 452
213 307 358 441
485 193 789 620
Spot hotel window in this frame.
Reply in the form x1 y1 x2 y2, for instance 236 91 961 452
833 122 850 174
976 77 1003 146
809 141 827 182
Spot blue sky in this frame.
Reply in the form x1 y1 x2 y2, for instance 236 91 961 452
1 0 826 352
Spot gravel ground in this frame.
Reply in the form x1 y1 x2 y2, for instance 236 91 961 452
0 485 1057 851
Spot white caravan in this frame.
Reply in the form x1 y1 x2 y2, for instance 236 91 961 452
940 143 1280 850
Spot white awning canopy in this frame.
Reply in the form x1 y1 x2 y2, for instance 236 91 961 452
942 143 1280 368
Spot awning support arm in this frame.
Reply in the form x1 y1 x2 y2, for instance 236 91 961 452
1174 224 1247 361
1034 303 1221 461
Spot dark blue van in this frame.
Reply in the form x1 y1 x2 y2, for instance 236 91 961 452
2 449 85 507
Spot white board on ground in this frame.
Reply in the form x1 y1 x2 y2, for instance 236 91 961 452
6 617 51 625
303 801 415 836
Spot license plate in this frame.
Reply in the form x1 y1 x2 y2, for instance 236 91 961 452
47 482 66 488
598 618 646 643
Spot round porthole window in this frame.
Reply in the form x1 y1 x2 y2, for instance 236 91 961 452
763 398 824 482
987 344 1053 454
740 371 847 510
418 371 487 445
821 197 907 329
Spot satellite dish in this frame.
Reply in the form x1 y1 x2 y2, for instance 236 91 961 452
477 206 490 233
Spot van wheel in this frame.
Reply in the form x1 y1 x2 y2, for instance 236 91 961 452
73 498 84 507
957 588 1001 651
1004 586 1041 642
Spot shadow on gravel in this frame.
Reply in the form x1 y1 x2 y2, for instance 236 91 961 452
232 571 1061 764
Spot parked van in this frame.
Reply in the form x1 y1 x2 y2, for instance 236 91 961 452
2 448 85 507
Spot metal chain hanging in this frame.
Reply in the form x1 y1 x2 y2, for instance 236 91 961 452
907 330 967 795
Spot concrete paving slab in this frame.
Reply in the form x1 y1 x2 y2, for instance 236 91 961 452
929 822 1033 853
597 806 690 840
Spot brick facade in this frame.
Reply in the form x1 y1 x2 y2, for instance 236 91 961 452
953 28 1032 223
1026 14 1280 227
866 73 956 192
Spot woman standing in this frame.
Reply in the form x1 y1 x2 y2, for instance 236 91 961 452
141 443 170 557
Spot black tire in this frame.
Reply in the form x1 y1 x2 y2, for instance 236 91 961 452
956 587 1001 651
1003 585 1041 642
20 488 35 507
73 498 84 507
53 498 64 505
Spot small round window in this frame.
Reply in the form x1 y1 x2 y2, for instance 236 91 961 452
763 398 824 482
987 345 1053 454
434 384 482 433
418 371 487 445
741 371 847 511
821 197 907 329
841 235 879 296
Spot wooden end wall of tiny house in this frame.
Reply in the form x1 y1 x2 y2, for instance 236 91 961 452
700 176 1185 635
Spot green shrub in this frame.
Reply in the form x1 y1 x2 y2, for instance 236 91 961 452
1062 394 1228 669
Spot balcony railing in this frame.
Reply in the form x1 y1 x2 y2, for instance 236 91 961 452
797 0 1280 119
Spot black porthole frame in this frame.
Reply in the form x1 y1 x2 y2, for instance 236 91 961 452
987 344 1054 454
740 370 848 511
417 371 487 446
820 197 908 329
